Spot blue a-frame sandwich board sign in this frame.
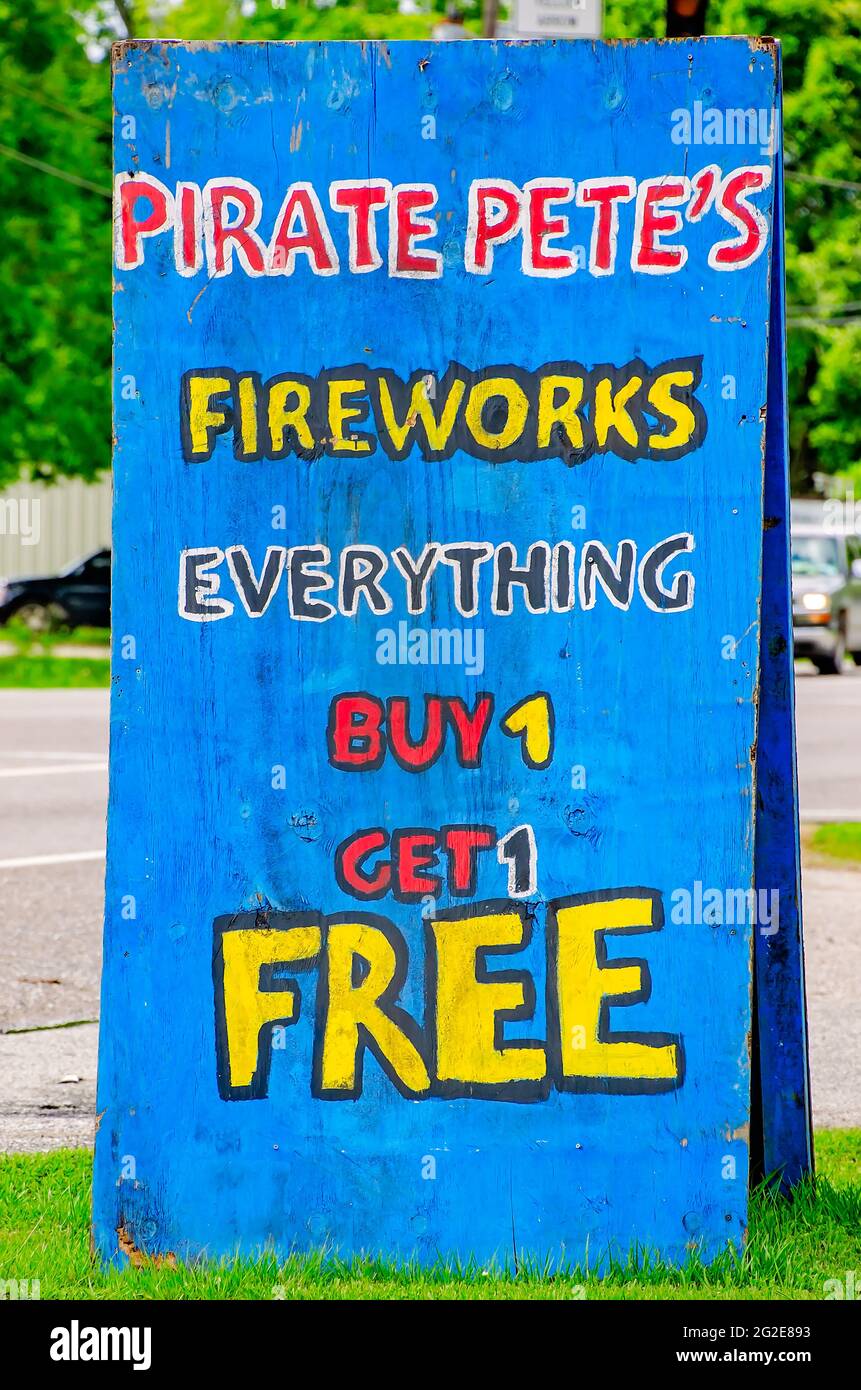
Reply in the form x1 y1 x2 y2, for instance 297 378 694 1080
96 35 811 1269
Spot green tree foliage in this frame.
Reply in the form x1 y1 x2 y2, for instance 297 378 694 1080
133 0 459 43
0 0 112 487
0 0 858 492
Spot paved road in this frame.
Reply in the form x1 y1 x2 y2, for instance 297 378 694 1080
0 676 858 1150
803 864 861 1130
0 691 106 1150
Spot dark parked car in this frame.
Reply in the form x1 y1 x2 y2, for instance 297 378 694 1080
0 548 111 631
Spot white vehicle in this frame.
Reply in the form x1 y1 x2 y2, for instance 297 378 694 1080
791 501 861 674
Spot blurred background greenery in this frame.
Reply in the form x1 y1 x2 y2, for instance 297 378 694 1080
0 0 858 496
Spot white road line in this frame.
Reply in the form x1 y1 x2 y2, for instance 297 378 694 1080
801 810 861 823
0 763 107 779
0 850 105 870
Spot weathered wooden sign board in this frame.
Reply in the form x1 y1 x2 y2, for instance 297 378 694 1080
96 36 811 1269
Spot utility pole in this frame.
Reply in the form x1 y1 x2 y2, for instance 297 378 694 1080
666 0 709 38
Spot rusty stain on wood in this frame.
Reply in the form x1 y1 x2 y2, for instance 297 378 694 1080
117 1224 177 1270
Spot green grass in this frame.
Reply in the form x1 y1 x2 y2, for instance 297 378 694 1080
810 823 861 865
0 655 110 688
1 1131 858 1300
1 620 109 650
59 626 110 647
